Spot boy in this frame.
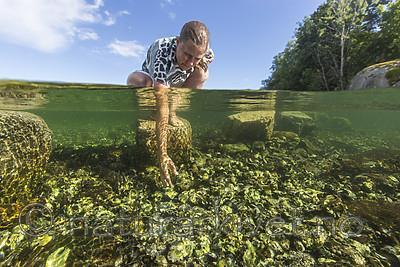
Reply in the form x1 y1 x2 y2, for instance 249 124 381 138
127 20 214 90
127 21 214 187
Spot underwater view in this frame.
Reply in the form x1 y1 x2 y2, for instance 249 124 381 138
1 82 400 266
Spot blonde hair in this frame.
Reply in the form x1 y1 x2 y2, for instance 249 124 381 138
179 21 209 47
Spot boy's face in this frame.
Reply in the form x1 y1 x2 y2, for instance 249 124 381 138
176 38 207 71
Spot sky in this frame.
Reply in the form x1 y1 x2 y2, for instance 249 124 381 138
0 0 326 89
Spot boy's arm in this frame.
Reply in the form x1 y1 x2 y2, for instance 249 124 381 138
154 82 169 158
154 82 178 187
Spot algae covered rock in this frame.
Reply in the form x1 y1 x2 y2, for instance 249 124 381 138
349 60 400 89
136 117 192 161
347 200 400 230
315 113 353 132
0 111 52 202
220 143 250 154
0 89 47 110
275 111 315 135
225 111 275 141
272 130 300 140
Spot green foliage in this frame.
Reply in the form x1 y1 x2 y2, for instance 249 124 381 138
379 0 400 60
46 247 70 267
264 0 399 91
264 41 305 90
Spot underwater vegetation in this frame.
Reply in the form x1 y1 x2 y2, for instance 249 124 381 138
0 83 399 266
1 125 399 266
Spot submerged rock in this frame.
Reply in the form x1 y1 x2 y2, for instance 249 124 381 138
272 131 300 141
136 117 192 161
275 111 315 135
349 59 400 89
0 111 52 203
315 113 353 132
0 89 47 110
225 111 275 141
347 200 400 230
220 143 250 154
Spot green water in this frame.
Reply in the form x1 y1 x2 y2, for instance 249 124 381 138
5 87 400 145
1 86 399 266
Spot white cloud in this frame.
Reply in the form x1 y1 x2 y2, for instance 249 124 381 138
168 12 176 20
108 40 145 58
0 0 104 53
104 10 116 26
119 10 130 16
92 0 104 9
103 10 130 26
76 28 99 40
161 0 176 19
160 0 174 8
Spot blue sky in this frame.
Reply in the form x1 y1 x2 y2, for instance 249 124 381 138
0 0 325 89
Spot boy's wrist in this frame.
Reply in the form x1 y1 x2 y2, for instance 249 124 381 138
158 149 168 156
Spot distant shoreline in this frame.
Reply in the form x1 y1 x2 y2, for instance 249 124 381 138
0 79 127 90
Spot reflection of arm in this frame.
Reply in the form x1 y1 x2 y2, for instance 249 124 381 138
154 82 169 158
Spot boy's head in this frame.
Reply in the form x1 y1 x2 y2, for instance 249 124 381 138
176 21 210 71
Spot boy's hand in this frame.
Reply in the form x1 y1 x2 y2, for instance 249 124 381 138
159 153 178 187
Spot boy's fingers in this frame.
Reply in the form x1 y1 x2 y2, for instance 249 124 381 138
161 165 173 187
160 162 169 186
168 177 174 187
164 170 173 187
160 156 176 187
164 174 173 187
168 160 179 176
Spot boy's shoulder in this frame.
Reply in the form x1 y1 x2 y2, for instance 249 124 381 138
152 36 177 48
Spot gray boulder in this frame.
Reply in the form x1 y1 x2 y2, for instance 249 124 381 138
349 60 400 90
0 111 52 202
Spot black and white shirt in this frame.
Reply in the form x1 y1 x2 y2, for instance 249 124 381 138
141 36 214 87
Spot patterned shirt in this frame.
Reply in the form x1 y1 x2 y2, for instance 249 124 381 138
142 36 214 87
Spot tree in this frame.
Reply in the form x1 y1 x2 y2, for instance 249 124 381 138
263 41 304 90
262 0 395 91
322 0 371 90
379 0 400 60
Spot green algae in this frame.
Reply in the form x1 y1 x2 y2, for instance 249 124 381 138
1 128 399 266
1 83 400 266
385 67 400 86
